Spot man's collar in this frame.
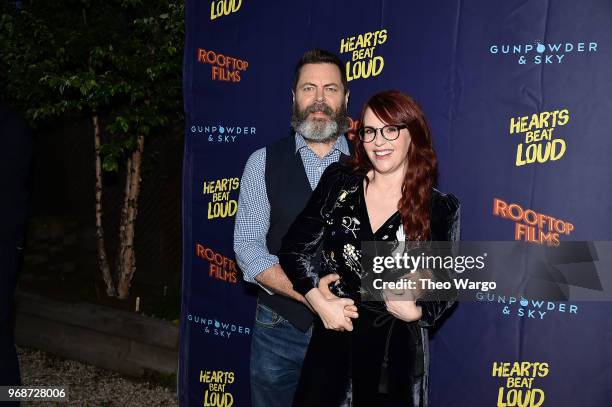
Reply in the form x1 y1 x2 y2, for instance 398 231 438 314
294 133 350 156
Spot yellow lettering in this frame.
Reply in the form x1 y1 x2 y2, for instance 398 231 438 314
377 29 388 44
557 109 569 126
363 32 373 47
340 37 355 53
510 117 522 134
527 114 540 131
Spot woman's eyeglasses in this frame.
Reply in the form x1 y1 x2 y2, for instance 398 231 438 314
358 125 407 142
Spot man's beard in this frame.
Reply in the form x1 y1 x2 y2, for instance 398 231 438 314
291 101 350 143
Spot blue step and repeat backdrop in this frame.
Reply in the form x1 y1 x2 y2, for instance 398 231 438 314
180 1 612 406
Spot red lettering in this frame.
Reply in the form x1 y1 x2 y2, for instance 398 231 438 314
493 198 508 218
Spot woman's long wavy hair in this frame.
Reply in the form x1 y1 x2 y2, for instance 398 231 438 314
349 90 438 240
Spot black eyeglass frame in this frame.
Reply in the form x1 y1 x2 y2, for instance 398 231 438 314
357 124 408 142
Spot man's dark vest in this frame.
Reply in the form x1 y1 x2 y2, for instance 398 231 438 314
261 135 352 332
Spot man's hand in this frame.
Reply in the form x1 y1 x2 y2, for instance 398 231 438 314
318 273 358 320
305 287 356 331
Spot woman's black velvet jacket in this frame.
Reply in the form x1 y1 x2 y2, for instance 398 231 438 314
278 162 460 406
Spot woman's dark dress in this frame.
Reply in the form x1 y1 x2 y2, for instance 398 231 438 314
279 163 460 407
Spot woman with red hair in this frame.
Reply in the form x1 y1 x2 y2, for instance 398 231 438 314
279 90 460 406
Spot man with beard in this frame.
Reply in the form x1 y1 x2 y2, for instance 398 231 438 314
234 49 357 407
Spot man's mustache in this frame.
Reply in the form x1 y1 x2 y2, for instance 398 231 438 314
303 102 334 117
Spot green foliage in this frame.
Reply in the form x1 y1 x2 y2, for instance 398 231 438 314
0 0 184 171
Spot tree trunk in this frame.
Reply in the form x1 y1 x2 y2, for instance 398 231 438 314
93 114 116 297
116 135 145 299
115 155 132 282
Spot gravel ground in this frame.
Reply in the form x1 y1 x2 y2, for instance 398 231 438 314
17 347 179 406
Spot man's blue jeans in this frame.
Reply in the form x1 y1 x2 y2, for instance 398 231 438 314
250 301 312 407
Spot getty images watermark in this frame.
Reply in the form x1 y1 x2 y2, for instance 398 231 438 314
371 251 495 292
355 241 612 303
